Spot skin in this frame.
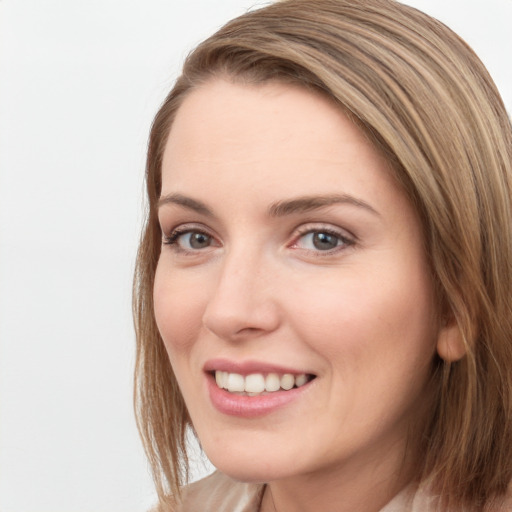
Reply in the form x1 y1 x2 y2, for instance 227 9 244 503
153 79 455 512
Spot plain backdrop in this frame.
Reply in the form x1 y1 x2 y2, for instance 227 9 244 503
0 1 510 511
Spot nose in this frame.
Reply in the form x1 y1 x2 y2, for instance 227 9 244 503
202 250 281 342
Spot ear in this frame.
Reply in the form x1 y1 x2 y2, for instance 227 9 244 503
436 317 466 362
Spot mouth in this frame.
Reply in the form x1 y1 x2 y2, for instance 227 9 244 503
212 370 316 396
204 361 317 417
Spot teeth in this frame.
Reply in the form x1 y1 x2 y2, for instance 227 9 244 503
265 373 281 392
280 374 295 390
227 373 245 392
295 374 307 387
214 371 311 395
245 373 266 393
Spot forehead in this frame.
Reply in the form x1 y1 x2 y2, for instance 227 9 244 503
164 80 347 161
162 79 394 192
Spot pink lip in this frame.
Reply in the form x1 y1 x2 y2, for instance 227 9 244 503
203 358 310 376
206 376 311 417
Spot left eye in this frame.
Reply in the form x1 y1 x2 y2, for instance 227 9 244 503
295 231 347 251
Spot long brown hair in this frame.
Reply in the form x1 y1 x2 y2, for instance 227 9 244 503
133 0 512 508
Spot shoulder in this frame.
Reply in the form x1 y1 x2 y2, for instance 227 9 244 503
382 481 512 512
176 471 264 512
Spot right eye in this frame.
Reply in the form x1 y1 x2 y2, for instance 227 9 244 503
163 229 215 252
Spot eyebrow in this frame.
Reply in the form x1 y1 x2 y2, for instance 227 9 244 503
268 194 380 217
157 193 214 216
157 192 379 217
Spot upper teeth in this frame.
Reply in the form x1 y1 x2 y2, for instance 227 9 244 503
215 371 309 394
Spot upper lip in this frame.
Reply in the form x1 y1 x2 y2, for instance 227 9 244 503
203 358 314 376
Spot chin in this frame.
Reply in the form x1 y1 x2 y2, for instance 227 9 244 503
203 443 291 484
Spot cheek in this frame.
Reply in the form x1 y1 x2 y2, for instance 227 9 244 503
153 263 207 356
286 264 437 376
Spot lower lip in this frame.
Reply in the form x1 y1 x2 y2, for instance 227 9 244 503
206 374 311 418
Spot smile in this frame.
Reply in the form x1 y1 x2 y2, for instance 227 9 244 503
214 371 313 396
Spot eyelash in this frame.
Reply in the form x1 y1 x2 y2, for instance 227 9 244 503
161 224 355 256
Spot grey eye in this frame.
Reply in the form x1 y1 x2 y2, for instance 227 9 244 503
311 232 339 250
185 232 212 249
297 231 344 251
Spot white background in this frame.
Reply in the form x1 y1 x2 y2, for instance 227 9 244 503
0 1 510 511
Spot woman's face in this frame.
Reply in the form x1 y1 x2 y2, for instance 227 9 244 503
154 80 447 484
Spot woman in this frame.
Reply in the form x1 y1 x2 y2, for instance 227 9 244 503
133 0 512 510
